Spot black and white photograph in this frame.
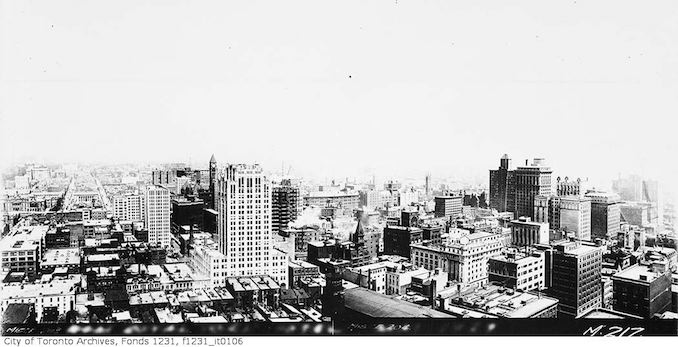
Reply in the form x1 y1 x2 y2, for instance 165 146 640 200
0 0 677 343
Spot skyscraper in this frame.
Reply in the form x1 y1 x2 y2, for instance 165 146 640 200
209 154 217 209
489 154 515 213
144 185 170 247
514 158 552 219
215 163 284 278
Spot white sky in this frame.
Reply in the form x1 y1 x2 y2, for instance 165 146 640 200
1 1 677 193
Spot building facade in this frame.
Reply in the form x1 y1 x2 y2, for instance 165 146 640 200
488 251 545 291
611 263 672 318
510 217 549 247
411 232 503 285
113 193 145 223
489 154 515 213
585 191 621 240
272 182 300 234
514 158 552 220
215 164 286 281
549 242 602 317
383 226 423 259
434 196 463 218
144 185 171 247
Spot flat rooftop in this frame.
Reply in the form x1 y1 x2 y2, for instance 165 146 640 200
0 277 80 300
289 260 318 269
447 286 559 318
344 287 454 318
42 248 80 266
307 191 359 198
612 264 665 284
351 261 397 273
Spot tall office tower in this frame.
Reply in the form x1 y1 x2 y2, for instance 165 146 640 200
489 154 516 213
556 177 588 197
550 241 602 317
584 190 621 240
209 154 217 209
215 164 277 277
272 180 300 234
144 185 171 247
514 158 552 219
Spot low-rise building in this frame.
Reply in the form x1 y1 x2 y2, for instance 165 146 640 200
0 223 47 279
439 284 559 318
409 268 448 302
488 250 545 291
343 261 393 294
0 275 80 322
383 225 423 258
385 263 429 295
304 191 359 212
611 262 672 318
188 246 227 288
342 287 454 319
288 260 320 288
41 248 80 274
434 196 462 218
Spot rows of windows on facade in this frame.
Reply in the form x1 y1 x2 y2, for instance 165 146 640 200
0 154 676 324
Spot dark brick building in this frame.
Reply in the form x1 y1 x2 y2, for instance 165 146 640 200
611 263 672 318
383 225 422 259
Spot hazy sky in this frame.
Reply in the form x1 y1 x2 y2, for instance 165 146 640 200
1 1 677 192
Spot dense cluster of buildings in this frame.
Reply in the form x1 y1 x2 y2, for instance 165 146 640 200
1 153 677 324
